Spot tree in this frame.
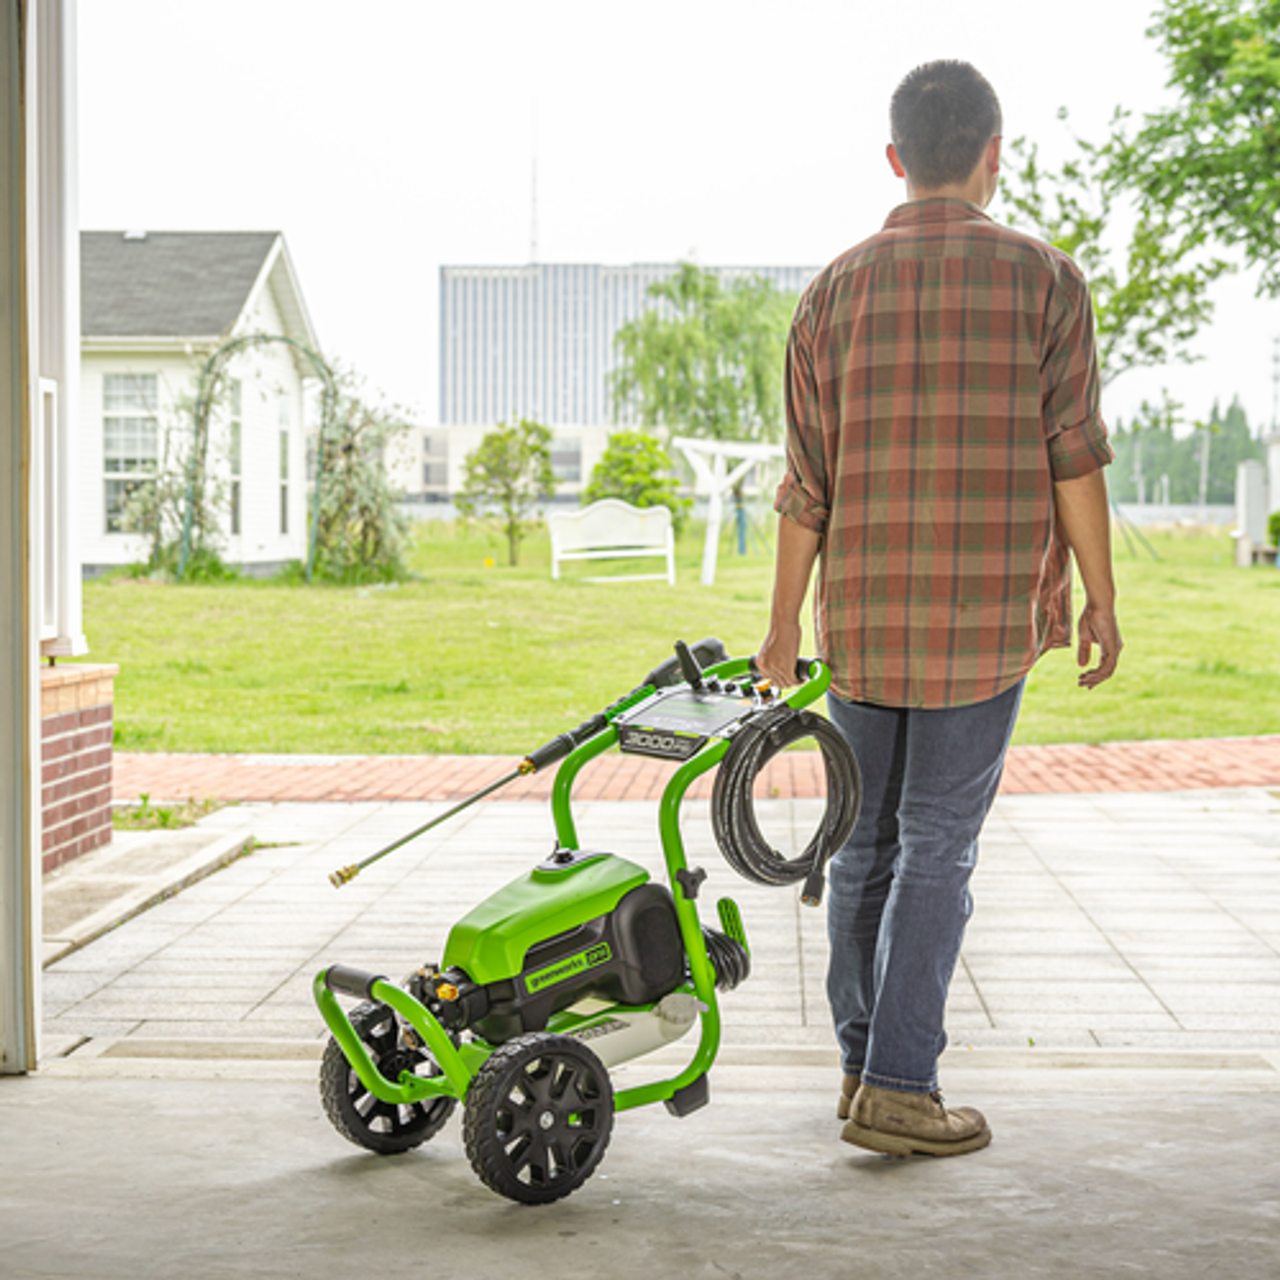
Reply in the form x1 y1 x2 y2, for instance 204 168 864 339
455 418 557 566
609 263 796 445
1000 123 1231 389
311 366 413 584
1106 395 1261 503
581 430 691 531
1108 1 1280 295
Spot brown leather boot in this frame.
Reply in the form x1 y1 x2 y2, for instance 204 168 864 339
836 1072 861 1120
842 1083 991 1156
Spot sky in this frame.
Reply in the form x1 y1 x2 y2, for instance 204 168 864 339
78 0 1279 436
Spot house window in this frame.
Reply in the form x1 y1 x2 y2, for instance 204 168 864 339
103 373 158 533
279 397 290 536
229 380 242 536
551 436 581 484
423 429 449 493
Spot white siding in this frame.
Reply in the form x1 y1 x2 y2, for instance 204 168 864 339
80 314 309 570
79 350 202 568
224 282 308 567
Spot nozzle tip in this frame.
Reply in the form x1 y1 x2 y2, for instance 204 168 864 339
329 864 358 888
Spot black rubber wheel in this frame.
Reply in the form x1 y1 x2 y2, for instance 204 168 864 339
319 999 457 1155
463 1032 614 1205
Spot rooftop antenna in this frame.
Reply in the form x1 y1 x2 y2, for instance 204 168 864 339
530 104 539 264
531 153 538 264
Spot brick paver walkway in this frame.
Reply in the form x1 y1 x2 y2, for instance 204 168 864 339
115 735 1280 804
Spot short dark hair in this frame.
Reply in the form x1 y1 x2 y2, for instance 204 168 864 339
889 61 1002 189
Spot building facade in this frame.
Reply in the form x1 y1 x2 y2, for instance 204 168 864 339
438 262 818 427
79 231 320 574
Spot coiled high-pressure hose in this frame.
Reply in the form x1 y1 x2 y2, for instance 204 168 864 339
711 705 861 907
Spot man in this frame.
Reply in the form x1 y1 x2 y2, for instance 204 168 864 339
756 60 1120 1158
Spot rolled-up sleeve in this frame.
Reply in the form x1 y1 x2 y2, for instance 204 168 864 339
1041 262 1114 481
774 311 831 534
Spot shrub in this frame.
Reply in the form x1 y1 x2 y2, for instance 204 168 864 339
583 430 691 531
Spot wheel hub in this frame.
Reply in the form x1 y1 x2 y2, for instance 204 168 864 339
538 1109 556 1130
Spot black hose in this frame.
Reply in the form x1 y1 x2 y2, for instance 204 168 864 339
711 707 861 906
701 927 751 991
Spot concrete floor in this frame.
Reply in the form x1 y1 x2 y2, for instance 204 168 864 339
7 788 1280 1278
3 1057 1279 1279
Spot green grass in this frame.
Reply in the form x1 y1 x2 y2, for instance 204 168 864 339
1016 528 1280 745
78 522 1280 754
113 794 224 831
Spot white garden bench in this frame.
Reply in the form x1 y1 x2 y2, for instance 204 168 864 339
547 499 676 584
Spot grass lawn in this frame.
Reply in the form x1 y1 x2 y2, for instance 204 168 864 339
78 520 1280 754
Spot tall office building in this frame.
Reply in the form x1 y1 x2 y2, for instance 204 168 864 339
438 262 818 426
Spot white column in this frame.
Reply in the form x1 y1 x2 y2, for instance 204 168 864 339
0 0 44 1075
37 0 84 656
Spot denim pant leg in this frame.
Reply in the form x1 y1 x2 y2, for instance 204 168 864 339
826 680 1024 1094
823 698 908 1081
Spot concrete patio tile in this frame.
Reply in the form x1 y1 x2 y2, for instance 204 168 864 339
989 1011 1183 1031
65 997 261 1023
962 930 1113 956
1092 1028 1280 1048
1175 1014 1280 1032
1130 956 1280 981
1145 984 1280 1015
942 1028 1101 1049
964 954 1136 982
1100 931 1275 957
976 981 1168 1013
123 1020 323 1041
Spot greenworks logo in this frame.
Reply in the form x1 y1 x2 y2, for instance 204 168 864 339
524 943 612 994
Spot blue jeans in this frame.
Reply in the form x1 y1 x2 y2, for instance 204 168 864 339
825 680 1024 1094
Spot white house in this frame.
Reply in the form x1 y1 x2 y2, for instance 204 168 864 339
79 230 321 574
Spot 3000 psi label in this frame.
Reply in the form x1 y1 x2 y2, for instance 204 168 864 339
618 723 707 760
524 943 612 995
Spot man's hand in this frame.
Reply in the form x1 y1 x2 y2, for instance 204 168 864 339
755 618 804 689
756 516 823 690
1076 600 1122 689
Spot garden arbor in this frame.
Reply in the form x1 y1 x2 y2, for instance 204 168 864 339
179 332 337 581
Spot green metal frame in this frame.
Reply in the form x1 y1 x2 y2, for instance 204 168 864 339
313 655 832 1112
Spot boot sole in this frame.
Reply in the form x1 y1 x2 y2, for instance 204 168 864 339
840 1119 992 1157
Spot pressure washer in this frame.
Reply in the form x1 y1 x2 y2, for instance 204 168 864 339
314 639 860 1204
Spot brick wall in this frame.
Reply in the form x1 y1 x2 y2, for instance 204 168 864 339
41 663 119 874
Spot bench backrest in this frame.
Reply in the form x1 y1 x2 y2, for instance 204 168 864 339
548 499 672 552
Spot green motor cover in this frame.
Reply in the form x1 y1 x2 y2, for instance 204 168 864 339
441 852 651 985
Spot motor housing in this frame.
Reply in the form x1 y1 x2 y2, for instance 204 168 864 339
437 876 686 1044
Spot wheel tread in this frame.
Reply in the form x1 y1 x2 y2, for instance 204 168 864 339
463 1032 613 1205
318 999 456 1155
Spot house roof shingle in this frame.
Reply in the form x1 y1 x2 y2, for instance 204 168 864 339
81 231 279 338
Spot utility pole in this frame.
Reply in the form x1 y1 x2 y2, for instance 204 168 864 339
1272 336 1279 435
1198 424 1211 511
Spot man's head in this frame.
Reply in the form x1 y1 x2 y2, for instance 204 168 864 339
887 61 1002 202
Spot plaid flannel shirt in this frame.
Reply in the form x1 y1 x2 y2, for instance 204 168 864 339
776 198 1113 709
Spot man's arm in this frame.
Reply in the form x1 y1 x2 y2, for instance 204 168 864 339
1054 469 1122 689
756 515 822 687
